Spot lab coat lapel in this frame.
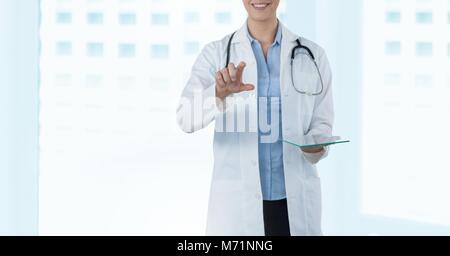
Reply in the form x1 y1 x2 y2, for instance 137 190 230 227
280 23 300 96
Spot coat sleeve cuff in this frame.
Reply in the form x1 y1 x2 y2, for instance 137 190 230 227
302 146 329 165
214 94 234 114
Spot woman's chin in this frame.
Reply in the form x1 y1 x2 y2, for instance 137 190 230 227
248 14 276 22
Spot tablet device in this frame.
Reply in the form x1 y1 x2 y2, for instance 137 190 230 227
282 136 350 149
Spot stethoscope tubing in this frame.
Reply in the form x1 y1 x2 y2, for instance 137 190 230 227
225 32 324 96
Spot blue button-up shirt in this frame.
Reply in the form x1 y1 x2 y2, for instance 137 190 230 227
247 24 286 201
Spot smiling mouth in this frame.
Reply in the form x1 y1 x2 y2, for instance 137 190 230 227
251 2 271 10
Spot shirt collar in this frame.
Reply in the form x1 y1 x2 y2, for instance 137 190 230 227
246 20 282 46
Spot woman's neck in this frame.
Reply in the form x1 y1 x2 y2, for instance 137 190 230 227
247 18 279 45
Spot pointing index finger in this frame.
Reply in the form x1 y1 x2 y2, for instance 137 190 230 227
236 61 246 81
228 63 237 82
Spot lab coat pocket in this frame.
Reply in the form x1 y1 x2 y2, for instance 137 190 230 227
291 51 321 95
292 71 318 93
303 158 320 178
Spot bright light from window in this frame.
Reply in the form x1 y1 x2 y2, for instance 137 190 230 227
362 0 450 227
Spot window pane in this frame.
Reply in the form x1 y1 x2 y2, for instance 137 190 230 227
86 42 104 57
56 12 72 24
385 41 401 55
416 11 433 24
416 42 433 56
118 43 135 58
56 41 72 56
386 11 401 23
151 13 169 25
184 12 200 23
151 44 169 59
119 13 136 25
184 41 200 55
87 12 103 24
215 12 232 24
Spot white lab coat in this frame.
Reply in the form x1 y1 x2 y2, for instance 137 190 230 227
176 22 334 236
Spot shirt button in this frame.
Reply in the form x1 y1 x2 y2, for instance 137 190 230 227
251 160 257 166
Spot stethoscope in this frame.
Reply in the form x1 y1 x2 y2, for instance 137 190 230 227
225 32 324 96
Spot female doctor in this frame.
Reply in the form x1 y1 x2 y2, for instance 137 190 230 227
177 0 334 236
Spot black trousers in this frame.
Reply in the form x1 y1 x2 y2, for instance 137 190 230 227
263 199 291 236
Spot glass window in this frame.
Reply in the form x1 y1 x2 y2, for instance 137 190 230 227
56 41 72 56
85 74 103 88
151 44 169 59
86 42 104 57
416 11 432 24
184 12 200 23
386 11 401 23
416 42 433 56
151 13 169 25
362 0 450 228
119 43 136 58
415 74 433 88
215 12 232 24
119 13 136 25
87 12 103 24
385 41 401 55
384 73 401 86
184 41 200 55
55 73 72 87
56 12 72 24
